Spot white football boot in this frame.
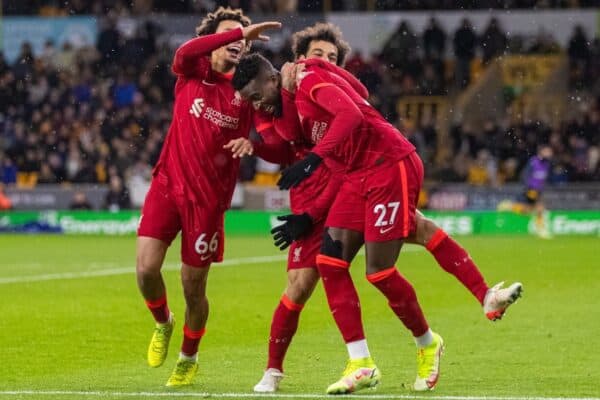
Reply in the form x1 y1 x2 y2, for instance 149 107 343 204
483 281 523 321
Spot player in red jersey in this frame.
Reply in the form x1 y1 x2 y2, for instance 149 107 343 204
234 53 440 393
135 7 280 387
227 24 350 393
232 23 521 393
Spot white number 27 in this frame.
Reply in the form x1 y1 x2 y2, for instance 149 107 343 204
373 202 400 227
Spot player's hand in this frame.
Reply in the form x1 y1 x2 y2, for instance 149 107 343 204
242 21 282 42
277 152 322 190
270 213 313 250
224 138 254 158
281 62 300 93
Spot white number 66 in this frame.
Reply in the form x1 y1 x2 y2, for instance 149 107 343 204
194 232 219 255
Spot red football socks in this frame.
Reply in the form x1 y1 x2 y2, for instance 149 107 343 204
426 229 489 304
367 267 430 337
267 294 304 371
145 295 170 324
316 255 365 343
181 324 205 357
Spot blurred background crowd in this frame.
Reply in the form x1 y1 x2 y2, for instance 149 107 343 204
1 0 599 211
3 0 600 15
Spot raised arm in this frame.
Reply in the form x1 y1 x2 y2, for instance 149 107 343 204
172 28 243 77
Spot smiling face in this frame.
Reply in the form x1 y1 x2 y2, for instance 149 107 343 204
211 20 248 72
305 40 339 65
237 69 282 116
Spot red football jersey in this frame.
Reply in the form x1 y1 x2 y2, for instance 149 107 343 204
295 60 415 176
253 92 340 223
154 28 254 210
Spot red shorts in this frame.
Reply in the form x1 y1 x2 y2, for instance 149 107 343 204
137 177 224 268
325 151 424 242
287 219 325 270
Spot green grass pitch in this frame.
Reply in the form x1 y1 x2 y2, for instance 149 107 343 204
0 234 598 399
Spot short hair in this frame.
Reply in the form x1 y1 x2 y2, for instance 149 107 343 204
292 22 351 66
195 7 251 37
232 53 274 91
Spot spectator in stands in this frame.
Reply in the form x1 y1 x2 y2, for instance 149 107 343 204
423 17 446 60
453 18 477 88
104 175 131 212
0 183 12 210
480 17 507 64
97 15 122 66
70 191 94 210
381 21 418 70
1 155 17 185
568 25 591 89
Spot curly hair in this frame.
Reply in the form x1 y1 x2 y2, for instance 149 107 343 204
291 22 351 66
232 53 273 91
195 7 251 37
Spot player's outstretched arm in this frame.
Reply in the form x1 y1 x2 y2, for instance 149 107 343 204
172 21 281 77
242 21 282 42
172 29 244 76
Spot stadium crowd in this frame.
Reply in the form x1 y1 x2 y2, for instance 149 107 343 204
3 0 600 15
0 13 598 200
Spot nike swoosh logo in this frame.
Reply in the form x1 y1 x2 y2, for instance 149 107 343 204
200 254 212 261
379 226 394 234
303 166 311 173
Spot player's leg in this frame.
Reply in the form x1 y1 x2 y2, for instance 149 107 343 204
165 263 209 387
407 212 522 320
407 211 489 304
533 198 552 238
254 265 320 392
363 153 442 391
316 226 381 394
137 179 180 368
165 208 222 387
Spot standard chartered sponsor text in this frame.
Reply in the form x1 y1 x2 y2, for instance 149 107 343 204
203 107 239 129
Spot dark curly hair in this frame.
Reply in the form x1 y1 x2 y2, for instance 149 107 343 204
292 22 351 66
231 53 274 91
195 7 251 37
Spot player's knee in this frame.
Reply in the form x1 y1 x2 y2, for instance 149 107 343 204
418 217 439 245
136 252 161 276
286 275 318 304
320 229 343 259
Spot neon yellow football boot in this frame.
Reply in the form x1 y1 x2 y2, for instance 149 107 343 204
147 313 174 368
165 357 199 387
414 332 444 391
326 357 380 394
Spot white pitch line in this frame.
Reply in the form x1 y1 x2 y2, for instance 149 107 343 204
0 391 597 400
0 246 424 285
0 254 287 285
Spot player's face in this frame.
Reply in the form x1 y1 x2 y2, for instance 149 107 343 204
238 71 282 116
213 20 248 66
539 147 553 160
305 40 339 64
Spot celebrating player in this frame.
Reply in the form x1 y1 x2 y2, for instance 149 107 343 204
135 7 280 387
231 22 522 393
234 52 441 393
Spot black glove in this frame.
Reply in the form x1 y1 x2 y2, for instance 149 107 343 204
277 152 322 190
270 213 313 250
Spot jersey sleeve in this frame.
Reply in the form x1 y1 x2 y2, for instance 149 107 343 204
304 171 342 223
253 112 295 165
172 28 244 78
298 72 364 159
272 89 303 142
